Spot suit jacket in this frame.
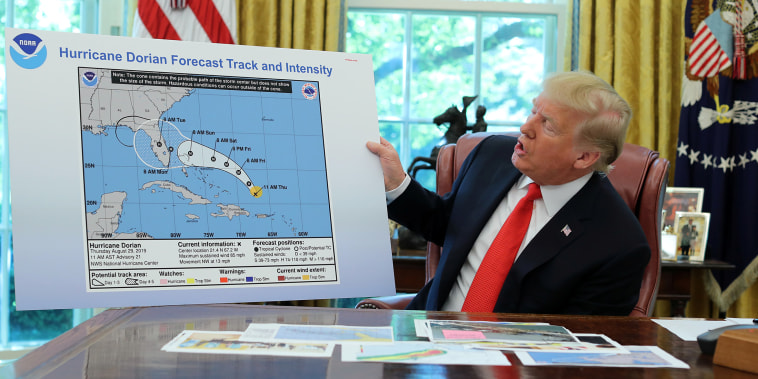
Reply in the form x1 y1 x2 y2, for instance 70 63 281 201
389 135 650 316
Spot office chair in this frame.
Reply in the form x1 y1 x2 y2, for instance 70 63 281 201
357 132 670 316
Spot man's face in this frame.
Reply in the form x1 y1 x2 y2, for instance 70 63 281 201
511 94 588 185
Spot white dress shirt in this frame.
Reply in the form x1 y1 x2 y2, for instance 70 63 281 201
440 173 592 311
386 172 593 311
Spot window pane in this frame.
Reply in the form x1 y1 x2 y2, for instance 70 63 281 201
346 5 560 191
1 19 5 110
0 110 4 217
378 121 402 148
14 0 81 32
410 14 475 119
408 122 443 190
480 16 547 123
346 12 405 118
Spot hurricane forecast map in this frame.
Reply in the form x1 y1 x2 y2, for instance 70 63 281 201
7 28 394 310
79 68 337 290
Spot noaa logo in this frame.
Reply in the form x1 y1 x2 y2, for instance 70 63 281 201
10 33 47 69
301 83 318 100
82 71 99 87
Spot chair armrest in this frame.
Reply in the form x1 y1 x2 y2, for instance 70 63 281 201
355 294 415 310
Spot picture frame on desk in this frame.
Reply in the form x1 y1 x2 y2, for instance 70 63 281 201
674 211 710 262
662 187 704 230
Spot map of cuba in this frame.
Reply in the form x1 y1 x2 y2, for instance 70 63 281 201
79 68 333 240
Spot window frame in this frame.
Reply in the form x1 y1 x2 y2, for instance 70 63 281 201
346 0 566 174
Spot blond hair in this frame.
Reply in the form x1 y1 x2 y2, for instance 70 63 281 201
540 71 632 173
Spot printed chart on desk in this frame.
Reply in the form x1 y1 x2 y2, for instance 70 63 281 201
80 69 336 290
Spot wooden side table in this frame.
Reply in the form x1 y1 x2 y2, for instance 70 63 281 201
392 246 427 293
659 259 735 317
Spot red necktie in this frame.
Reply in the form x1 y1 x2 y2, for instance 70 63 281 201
461 183 542 312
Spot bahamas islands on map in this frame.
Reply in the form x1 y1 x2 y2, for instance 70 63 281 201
79 68 333 241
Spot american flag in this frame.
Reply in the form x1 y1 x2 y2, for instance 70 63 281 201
688 9 732 78
133 0 236 44
732 0 746 79
677 0 758 312
561 224 571 236
171 0 188 8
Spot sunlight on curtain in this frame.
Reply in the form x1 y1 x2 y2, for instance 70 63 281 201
578 0 684 168
578 0 757 318
237 0 344 51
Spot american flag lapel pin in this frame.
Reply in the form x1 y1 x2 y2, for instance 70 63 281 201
561 224 572 236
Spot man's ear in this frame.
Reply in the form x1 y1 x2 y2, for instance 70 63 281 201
573 151 601 170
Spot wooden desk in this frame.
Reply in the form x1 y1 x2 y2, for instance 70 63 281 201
2 303 732 378
659 259 735 317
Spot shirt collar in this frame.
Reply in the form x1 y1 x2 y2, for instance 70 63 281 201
519 173 593 217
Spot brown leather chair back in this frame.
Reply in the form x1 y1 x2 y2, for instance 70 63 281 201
427 132 670 316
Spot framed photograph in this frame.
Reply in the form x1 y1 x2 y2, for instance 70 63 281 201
662 187 704 230
673 212 710 262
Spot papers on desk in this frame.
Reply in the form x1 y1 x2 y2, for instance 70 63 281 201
410 319 688 368
516 346 690 368
416 320 625 353
423 319 577 344
458 333 627 353
341 341 510 365
240 323 394 344
652 317 757 341
161 330 335 357
160 320 690 368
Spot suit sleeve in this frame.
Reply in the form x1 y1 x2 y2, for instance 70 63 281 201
386 136 489 246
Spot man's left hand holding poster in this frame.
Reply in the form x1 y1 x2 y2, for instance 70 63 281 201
5 28 394 310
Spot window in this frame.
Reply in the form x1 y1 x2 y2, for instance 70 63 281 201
0 0 125 356
346 0 566 189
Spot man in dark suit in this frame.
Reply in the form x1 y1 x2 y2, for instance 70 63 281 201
366 71 650 316
680 218 693 256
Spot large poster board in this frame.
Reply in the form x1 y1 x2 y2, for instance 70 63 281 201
5 29 394 310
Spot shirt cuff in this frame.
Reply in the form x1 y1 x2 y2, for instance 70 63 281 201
386 174 411 204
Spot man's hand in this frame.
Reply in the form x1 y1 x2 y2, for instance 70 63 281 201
366 137 407 191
